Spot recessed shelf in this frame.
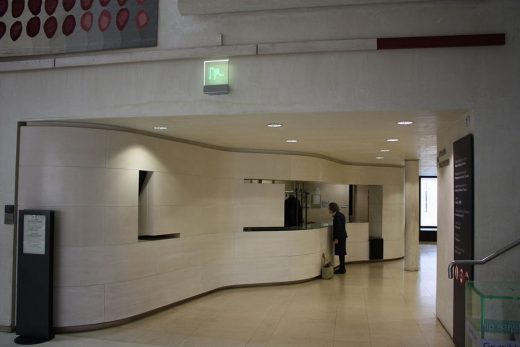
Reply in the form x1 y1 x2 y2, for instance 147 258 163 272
138 233 180 241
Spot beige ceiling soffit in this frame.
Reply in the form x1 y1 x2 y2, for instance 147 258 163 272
0 59 54 72
24 121 403 169
178 0 438 15
54 45 257 68
258 39 376 55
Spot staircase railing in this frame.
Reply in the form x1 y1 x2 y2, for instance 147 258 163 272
448 238 520 279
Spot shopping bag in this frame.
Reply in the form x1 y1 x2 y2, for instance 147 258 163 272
321 253 334 279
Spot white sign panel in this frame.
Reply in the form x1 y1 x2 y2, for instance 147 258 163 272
23 215 46 255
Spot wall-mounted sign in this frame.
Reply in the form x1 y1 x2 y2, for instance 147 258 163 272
23 214 46 255
203 59 230 95
437 147 449 168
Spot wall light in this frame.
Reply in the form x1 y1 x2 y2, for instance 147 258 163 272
376 157 384 160
267 123 283 128
397 121 414 125
380 149 390 152
387 138 399 142
286 139 298 143
153 126 168 130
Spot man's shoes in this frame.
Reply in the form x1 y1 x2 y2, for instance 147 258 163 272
334 269 346 274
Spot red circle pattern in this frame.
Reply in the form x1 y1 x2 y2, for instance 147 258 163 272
63 0 76 12
10 20 22 40
28 0 42 15
0 21 6 39
45 0 58 15
0 0 8 17
80 0 92 10
26 16 41 37
43 16 57 38
0 0 151 42
62 14 75 35
80 11 92 31
11 0 24 18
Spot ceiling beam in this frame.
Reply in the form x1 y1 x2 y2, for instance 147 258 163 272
178 0 449 15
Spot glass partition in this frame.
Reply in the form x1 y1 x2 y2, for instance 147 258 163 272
466 281 520 346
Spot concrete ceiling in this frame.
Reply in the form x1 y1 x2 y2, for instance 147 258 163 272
79 110 468 176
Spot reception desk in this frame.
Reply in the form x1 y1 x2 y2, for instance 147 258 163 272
243 222 370 263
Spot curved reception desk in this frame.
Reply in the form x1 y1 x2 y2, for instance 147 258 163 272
244 222 370 264
17 126 405 329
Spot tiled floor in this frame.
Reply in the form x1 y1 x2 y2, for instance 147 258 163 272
0 244 454 346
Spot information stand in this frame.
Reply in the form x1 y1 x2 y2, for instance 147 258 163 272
15 210 54 345
453 135 474 347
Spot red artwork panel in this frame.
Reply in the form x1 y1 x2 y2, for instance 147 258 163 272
1 0 157 56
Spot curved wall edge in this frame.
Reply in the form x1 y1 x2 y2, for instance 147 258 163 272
54 255 406 332
24 121 404 170
17 126 405 327
54 276 318 333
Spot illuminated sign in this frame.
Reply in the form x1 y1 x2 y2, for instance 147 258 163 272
203 59 230 95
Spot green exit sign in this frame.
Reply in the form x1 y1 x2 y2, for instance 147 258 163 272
203 59 230 95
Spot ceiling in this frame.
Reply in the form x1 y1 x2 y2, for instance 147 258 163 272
78 110 468 176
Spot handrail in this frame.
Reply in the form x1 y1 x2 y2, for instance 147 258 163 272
448 238 520 279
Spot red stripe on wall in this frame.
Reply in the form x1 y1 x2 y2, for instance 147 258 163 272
377 34 505 50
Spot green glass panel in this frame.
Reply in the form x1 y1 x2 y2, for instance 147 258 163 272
466 281 520 345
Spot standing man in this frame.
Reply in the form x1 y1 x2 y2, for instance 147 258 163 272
329 202 347 274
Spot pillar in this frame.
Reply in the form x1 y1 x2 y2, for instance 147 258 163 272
405 160 420 271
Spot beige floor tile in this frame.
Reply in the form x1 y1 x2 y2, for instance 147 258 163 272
177 335 248 347
0 245 453 347
334 322 371 342
247 336 334 347
273 318 335 340
333 341 370 347
369 333 429 347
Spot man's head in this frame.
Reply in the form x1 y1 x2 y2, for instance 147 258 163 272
328 202 339 215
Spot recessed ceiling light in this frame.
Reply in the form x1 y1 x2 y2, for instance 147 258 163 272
387 138 399 142
286 139 298 143
380 149 390 152
397 121 414 125
153 126 168 130
376 157 384 160
267 123 283 128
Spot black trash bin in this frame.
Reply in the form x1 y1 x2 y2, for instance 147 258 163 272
369 238 384 260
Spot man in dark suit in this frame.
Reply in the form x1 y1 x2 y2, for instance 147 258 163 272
329 202 347 274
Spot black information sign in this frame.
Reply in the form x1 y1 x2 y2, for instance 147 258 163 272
15 210 55 345
453 134 474 347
